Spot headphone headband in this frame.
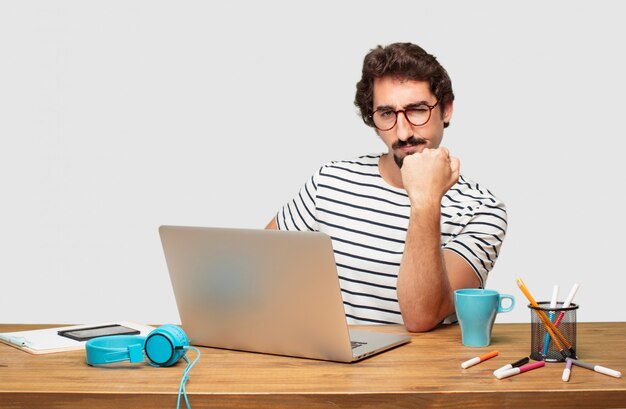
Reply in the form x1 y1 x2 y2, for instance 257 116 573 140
86 335 146 365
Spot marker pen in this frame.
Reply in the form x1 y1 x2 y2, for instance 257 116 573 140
554 283 579 327
495 360 545 379
562 358 573 382
461 350 498 369
541 285 559 355
493 357 530 377
568 358 622 378
0 335 29 347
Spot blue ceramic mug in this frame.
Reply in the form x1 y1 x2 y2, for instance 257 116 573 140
454 289 515 347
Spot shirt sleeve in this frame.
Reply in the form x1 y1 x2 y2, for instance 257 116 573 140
275 167 321 231
442 199 507 288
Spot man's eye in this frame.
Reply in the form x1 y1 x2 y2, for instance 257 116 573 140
409 106 429 113
379 111 395 119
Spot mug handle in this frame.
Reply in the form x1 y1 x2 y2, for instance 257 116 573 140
497 294 515 313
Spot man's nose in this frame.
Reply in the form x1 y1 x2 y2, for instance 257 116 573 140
395 111 413 141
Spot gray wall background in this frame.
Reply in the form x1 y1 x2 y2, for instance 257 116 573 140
1 1 624 324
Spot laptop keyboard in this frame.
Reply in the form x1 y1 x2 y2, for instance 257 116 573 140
351 341 368 349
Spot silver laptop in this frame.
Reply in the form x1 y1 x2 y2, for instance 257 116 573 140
159 225 410 362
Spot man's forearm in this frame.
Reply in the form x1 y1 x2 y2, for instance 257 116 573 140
396 202 454 332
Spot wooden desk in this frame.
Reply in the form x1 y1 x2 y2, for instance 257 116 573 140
0 323 624 408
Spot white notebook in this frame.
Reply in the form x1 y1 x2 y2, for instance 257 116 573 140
0 322 154 354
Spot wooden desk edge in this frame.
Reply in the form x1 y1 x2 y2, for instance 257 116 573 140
3 390 626 409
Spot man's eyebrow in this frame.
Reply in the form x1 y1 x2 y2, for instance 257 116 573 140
404 100 431 109
374 104 396 112
374 100 430 111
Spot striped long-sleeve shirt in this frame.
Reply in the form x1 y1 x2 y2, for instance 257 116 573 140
276 153 507 325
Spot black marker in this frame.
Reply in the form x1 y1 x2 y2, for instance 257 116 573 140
493 357 530 377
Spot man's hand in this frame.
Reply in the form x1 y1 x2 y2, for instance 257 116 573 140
400 147 460 207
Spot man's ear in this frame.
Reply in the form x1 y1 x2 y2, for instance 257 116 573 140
442 101 454 124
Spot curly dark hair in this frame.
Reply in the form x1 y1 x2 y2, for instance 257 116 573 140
354 42 455 128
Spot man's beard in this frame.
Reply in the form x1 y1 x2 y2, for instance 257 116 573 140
392 136 426 168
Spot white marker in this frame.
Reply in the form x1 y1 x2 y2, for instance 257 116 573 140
554 283 580 327
562 283 580 308
541 285 559 355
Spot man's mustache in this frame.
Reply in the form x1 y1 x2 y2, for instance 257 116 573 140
392 136 427 150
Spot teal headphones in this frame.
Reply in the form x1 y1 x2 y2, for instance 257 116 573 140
86 324 200 409
86 324 189 367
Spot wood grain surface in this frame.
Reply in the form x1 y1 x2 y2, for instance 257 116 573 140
1 323 624 408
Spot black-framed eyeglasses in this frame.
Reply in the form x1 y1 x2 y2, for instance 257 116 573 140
369 101 439 131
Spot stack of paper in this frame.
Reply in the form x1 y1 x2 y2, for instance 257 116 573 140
0 322 155 354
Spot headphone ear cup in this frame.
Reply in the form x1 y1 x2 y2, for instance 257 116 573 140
144 325 189 367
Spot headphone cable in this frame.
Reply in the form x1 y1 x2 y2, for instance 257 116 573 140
176 346 201 409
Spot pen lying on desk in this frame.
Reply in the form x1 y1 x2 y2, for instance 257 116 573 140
493 357 530 377
567 358 622 379
562 358 573 382
495 361 545 380
0 335 29 347
461 351 498 369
